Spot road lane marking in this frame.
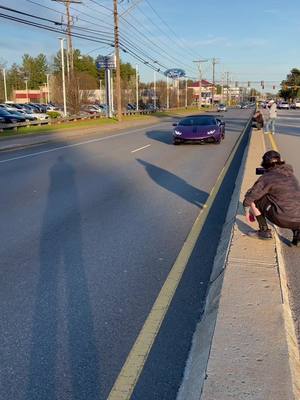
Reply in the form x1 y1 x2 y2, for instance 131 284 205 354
0 124 169 164
131 144 151 153
277 123 300 128
107 115 253 400
264 126 300 399
268 133 279 152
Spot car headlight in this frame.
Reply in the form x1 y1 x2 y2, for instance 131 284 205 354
207 130 216 135
174 130 182 136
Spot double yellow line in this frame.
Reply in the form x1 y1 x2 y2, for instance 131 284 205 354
108 117 253 400
268 133 279 152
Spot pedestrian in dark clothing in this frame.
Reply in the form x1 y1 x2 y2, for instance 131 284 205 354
243 150 300 246
253 110 264 130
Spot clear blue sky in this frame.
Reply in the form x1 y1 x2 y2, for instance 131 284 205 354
0 0 299 91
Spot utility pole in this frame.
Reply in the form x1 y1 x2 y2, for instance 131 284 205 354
24 78 29 103
59 37 67 116
211 58 219 108
46 74 50 103
193 59 208 109
99 79 102 103
113 0 122 121
177 78 180 108
153 70 157 109
225 72 230 105
135 64 139 111
185 78 188 108
2 68 7 102
52 0 81 78
166 75 169 109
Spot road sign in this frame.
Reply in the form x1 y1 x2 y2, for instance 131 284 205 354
164 68 186 79
96 55 116 70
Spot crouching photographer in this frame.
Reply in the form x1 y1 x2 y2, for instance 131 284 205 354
243 150 300 246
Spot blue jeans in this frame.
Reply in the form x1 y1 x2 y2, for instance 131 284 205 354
265 118 276 133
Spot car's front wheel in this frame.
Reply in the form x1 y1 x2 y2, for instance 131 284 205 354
173 138 181 145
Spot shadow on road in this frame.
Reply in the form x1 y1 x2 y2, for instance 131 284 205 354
146 130 173 145
136 158 208 208
26 156 100 400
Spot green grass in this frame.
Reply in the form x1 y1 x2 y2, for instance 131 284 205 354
0 106 211 138
0 117 118 137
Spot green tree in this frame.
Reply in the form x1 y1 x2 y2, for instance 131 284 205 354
6 63 24 96
22 53 48 89
279 68 300 100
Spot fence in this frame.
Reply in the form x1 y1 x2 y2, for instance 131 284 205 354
0 109 158 132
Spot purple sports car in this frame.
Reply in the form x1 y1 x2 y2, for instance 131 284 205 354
172 115 225 145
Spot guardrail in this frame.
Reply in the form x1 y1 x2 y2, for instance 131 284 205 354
0 109 163 132
0 106 206 133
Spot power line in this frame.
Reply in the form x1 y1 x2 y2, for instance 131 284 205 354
144 0 198 60
119 11 196 75
0 10 164 74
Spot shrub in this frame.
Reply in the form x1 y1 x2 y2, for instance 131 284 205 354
47 111 62 119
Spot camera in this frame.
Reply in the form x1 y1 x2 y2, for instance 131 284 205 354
256 167 266 175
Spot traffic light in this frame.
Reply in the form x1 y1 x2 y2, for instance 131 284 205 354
235 81 238 87
247 81 250 87
261 81 264 89
273 85 276 90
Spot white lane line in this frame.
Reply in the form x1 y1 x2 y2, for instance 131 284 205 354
277 123 300 128
131 144 151 153
0 123 168 164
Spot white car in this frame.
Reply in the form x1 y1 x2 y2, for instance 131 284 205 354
294 100 300 109
31 112 49 120
278 102 290 109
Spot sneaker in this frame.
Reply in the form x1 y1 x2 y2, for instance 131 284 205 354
247 229 272 240
292 230 300 247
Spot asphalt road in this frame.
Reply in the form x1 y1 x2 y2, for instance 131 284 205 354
264 109 300 346
0 109 252 400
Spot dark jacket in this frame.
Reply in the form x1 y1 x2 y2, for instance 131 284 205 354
243 164 300 226
253 112 264 125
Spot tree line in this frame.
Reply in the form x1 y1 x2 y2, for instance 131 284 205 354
279 68 300 100
0 49 137 101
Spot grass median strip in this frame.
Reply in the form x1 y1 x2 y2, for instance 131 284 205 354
107 116 252 400
0 107 208 139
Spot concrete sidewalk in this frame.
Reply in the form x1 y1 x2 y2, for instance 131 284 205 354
201 129 299 399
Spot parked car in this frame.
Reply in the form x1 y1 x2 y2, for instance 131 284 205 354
172 114 225 145
32 112 49 120
82 105 103 115
294 99 300 109
278 101 289 110
0 108 26 123
217 103 227 112
7 109 37 121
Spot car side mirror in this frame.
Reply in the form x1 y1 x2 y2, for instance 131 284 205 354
172 123 177 127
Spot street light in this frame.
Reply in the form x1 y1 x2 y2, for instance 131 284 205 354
153 70 156 109
193 59 208 109
58 37 67 116
46 74 50 103
2 68 7 102
24 77 29 103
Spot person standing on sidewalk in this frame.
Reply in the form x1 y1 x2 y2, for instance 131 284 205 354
243 150 300 246
265 100 277 134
